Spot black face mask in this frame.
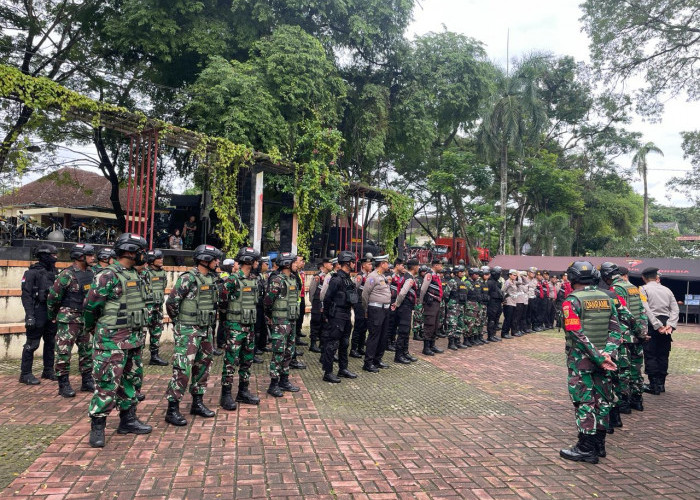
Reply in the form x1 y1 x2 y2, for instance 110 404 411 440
39 254 57 267
134 250 146 266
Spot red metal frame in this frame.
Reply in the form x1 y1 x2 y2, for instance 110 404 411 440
125 129 159 249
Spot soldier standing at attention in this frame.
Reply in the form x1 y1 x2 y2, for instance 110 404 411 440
393 259 420 362
321 251 359 383
361 254 391 372
616 266 645 409
253 256 270 361
93 248 113 273
145 250 168 366
487 266 505 340
219 247 261 410
309 258 332 354
479 268 498 343
419 259 445 355
350 254 373 358
412 265 428 341
443 266 462 351
20 244 59 385
84 234 152 448
264 252 301 397
387 258 406 352
559 261 621 464
47 243 96 397
164 244 220 426
640 267 679 395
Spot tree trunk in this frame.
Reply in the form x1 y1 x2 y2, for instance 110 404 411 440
498 144 508 255
0 105 35 175
94 129 126 229
512 200 527 255
643 169 649 235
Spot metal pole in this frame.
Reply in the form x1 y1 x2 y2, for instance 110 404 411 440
137 132 146 237
149 129 159 250
143 131 152 240
125 136 134 232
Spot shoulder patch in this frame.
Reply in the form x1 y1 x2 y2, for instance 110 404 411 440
562 301 581 331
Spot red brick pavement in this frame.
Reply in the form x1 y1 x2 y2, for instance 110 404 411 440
1 326 699 499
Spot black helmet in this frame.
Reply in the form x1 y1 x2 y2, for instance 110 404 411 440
455 265 465 273
114 233 147 254
146 249 164 263
490 266 502 279
599 262 620 281
566 261 596 285
469 267 479 275
276 252 296 269
419 265 429 273
70 243 95 260
36 243 58 256
338 250 356 264
236 246 260 264
97 248 113 262
193 244 221 263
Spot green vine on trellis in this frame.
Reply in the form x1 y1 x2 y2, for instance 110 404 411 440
380 189 413 259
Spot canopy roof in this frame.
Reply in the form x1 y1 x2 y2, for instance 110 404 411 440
489 255 700 281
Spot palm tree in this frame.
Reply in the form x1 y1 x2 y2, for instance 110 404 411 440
478 59 548 255
632 142 663 235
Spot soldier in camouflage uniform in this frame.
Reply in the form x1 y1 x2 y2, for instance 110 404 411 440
84 233 152 448
600 263 648 415
559 261 621 464
412 265 428 341
444 269 463 351
264 252 301 397
219 247 262 410
453 266 470 348
145 250 168 366
478 269 494 342
465 269 484 346
618 266 648 409
164 244 220 426
47 243 96 398
92 248 113 274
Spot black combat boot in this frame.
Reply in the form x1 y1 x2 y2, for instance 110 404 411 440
117 405 152 434
595 429 607 458
473 335 484 346
618 395 631 414
559 433 599 464
289 359 307 370
643 376 661 395
430 339 444 354
422 340 434 356
610 406 623 428
462 335 473 347
362 363 379 373
512 331 523 337
349 349 362 358
149 348 168 366
80 372 95 392
57 374 76 398
338 368 358 378
89 416 106 448
267 378 284 397
236 380 260 405
404 351 418 362
220 385 237 411
447 338 458 350
501 332 513 339
386 341 396 352
41 369 57 381
19 373 40 385
279 374 300 392
323 372 341 383
165 400 188 426
136 392 146 402
413 332 421 341
659 374 666 393
394 353 411 364
630 393 644 411
310 339 322 353
190 394 215 417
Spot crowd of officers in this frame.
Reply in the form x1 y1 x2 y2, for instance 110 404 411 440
18 236 679 458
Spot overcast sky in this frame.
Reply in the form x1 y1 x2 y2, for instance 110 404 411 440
408 0 697 207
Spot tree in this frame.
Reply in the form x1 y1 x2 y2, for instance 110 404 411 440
581 0 700 113
668 131 700 207
477 58 548 254
631 141 663 235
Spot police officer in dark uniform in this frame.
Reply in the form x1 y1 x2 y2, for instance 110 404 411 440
321 251 359 383
20 244 59 385
350 254 373 357
393 259 419 363
487 266 506 340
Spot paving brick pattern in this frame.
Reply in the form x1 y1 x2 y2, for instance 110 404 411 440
0 324 698 499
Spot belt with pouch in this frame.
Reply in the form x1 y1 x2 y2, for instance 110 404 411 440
368 302 390 309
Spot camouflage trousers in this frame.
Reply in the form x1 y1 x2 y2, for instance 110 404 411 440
627 342 644 397
474 303 486 335
54 320 92 377
445 302 463 339
462 302 478 337
567 363 614 435
612 343 631 401
147 308 164 350
412 303 424 338
166 324 213 402
221 321 255 387
269 320 295 379
88 347 142 417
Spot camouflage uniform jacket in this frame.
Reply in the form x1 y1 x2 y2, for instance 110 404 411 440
47 264 93 324
83 262 145 350
611 278 648 342
220 269 258 326
166 267 216 336
264 272 295 323
561 286 622 370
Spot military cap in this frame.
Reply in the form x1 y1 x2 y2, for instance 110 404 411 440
641 267 658 278
542 270 550 275
374 254 389 263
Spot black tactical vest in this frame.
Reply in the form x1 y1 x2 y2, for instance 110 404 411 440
60 267 93 311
